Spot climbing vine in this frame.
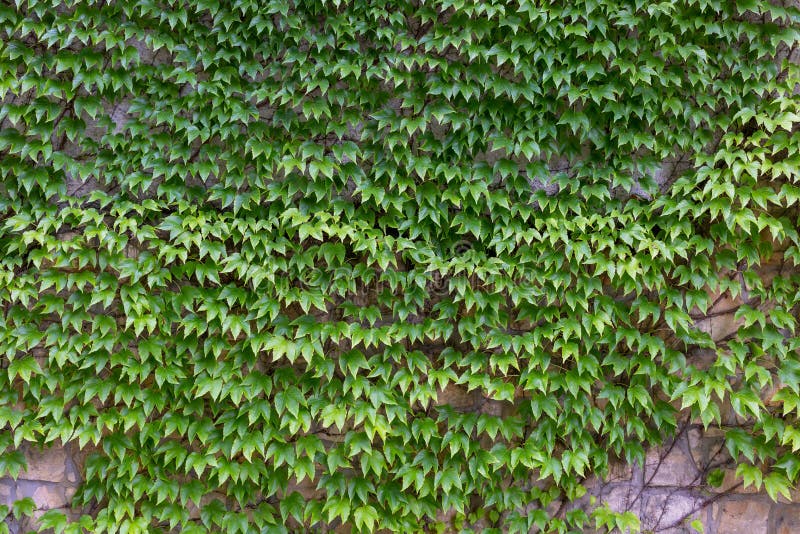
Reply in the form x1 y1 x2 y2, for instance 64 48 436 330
1 0 800 532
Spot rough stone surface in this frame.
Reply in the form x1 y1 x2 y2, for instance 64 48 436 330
595 485 639 515
0 479 13 505
605 461 633 483
640 491 704 531
712 499 771 534
694 289 744 342
774 504 800 534
65 464 79 483
645 442 700 487
695 311 742 342
30 484 68 510
437 384 475 410
9 430 795 533
22 446 68 483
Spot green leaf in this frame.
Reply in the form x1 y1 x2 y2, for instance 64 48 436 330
11 497 35 519
706 468 724 488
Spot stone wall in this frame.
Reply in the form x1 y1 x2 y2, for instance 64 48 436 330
581 425 800 534
3 426 799 533
0 220 794 534
0 444 83 533
1 262 797 532
3 43 796 534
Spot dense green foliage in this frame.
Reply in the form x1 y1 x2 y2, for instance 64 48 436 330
1 0 800 532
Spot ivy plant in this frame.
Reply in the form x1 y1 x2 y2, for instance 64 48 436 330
0 0 799 532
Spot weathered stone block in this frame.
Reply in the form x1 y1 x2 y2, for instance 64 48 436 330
65 462 79 483
645 445 700 487
31 485 68 510
0 479 14 506
596 486 637 515
695 312 741 342
712 499 770 534
22 446 68 483
687 427 730 468
605 461 633 483
774 504 800 534
436 384 474 410
16 480 68 510
640 492 704 531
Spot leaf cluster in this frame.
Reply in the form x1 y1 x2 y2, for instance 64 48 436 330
0 0 799 532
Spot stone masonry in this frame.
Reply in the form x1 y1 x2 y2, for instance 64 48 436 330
3 421 800 533
2 263 799 532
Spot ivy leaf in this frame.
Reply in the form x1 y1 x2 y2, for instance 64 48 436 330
11 497 35 519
